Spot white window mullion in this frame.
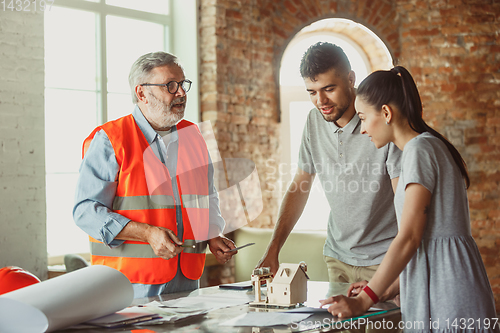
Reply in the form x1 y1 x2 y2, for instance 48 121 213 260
171 0 200 123
97 10 108 125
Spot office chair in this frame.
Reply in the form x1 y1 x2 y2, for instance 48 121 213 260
63 254 89 272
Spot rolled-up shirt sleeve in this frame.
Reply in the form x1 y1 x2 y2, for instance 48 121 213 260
73 130 130 247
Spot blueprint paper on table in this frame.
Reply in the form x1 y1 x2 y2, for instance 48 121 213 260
127 293 253 325
126 301 209 324
285 305 385 313
285 306 329 313
220 312 312 327
0 265 133 333
83 309 160 328
160 291 254 311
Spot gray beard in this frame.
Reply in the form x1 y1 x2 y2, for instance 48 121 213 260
149 92 185 128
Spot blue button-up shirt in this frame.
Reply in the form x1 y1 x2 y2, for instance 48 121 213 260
73 106 225 297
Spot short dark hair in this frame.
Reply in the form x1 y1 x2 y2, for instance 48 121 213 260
299 42 352 80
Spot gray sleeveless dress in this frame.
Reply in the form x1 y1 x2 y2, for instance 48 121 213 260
394 132 498 332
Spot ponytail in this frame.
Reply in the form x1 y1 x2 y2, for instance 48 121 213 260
358 66 470 188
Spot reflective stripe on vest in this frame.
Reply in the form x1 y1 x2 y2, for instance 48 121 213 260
91 240 207 257
111 194 209 211
112 195 176 211
181 194 209 209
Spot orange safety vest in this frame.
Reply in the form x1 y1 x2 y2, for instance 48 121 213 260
82 115 209 284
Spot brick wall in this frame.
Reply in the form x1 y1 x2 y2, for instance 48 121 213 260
0 10 47 279
396 0 500 309
200 0 500 309
200 0 400 225
200 0 284 229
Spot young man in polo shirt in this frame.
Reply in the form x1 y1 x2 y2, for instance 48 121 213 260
257 42 401 293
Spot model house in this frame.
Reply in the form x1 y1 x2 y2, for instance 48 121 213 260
267 263 308 306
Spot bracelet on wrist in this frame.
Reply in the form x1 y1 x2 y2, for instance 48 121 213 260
363 285 379 304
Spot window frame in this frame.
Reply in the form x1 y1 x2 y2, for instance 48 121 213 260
44 0 200 260
50 0 200 124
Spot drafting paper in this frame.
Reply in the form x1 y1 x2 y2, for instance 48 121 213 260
288 303 384 313
285 306 329 313
125 301 208 324
220 312 312 327
219 281 253 290
0 265 133 333
160 292 254 311
85 309 160 328
285 305 384 314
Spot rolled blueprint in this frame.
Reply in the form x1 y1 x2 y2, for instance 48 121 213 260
0 265 133 332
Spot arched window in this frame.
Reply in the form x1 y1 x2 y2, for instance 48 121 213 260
279 18 392 230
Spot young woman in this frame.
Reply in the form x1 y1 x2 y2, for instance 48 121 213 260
319 66 498 332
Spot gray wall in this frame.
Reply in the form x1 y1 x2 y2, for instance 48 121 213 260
0 10 47 279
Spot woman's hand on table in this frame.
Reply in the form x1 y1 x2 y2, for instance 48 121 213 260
319 293 371 319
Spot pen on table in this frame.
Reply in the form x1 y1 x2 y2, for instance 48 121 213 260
338 307 399 322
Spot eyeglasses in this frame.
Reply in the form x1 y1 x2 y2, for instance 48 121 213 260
140 79 192 94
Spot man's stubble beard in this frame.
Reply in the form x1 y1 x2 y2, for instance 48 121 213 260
321 104 348 123
320 88 354 124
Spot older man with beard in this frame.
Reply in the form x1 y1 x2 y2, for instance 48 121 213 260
74 51 235 298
